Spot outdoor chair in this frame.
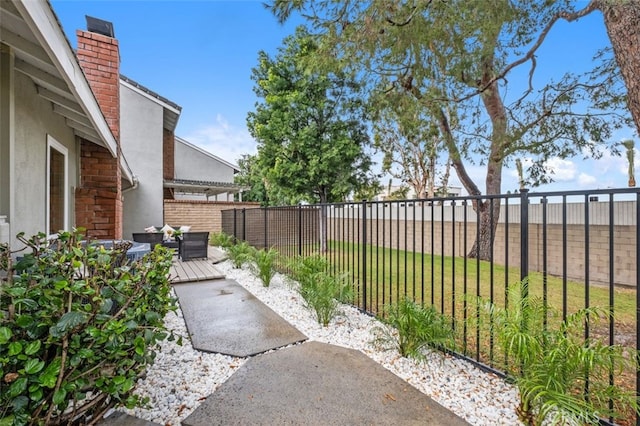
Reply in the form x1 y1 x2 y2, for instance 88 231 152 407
178 231 210 261
132 232 164 248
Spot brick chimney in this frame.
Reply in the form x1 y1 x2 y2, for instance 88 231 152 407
74 17 123 240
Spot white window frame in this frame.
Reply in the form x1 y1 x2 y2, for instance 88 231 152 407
46 135 69 236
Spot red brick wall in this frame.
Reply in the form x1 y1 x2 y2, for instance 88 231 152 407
75 141 120 238
75 29 122 239
76 30 120 140
163 128 175 199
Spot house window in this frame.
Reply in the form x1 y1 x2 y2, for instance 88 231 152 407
47 136 68 236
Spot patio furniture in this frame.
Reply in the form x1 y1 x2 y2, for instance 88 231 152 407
178 231 209 261
162 239 179 251
82 240 150 265
132 232 164 248
143 225 190 251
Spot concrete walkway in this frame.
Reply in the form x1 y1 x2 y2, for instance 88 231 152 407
183 341 469 426
103 256 469 425
173 279 307 357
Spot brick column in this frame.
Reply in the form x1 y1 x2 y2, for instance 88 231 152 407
163 128 175 199
75 28 122 239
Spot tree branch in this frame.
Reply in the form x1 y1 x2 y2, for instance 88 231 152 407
435 1 599 104
385 4 423 27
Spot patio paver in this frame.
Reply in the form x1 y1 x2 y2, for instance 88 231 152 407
173 279 307 357
183 341 470 426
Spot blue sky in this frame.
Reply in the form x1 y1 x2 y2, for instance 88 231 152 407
50 1 637 195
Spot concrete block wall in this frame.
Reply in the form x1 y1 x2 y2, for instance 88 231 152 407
329 217 636 287
163 200 260 233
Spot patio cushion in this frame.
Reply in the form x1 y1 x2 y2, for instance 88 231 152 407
160 224 176 241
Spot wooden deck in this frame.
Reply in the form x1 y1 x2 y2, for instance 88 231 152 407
170 248 226 284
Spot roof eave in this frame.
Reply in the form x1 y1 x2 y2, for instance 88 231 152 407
14 1 119 157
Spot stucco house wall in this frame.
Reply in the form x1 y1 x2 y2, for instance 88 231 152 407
120 82 165 239
1 2 131 249
174 138 236 183
173 137 239 201
1 2 246 248
4 58 79 248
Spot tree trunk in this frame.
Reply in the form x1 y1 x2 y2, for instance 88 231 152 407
468 54 508 260
597 0 640 136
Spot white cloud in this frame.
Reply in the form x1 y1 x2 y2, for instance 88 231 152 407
577 173 597 187
182 114 257 165
543 157 576 181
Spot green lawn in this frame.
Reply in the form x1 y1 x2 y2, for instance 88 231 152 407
322 240 636 323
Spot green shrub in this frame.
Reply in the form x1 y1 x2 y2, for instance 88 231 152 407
288 255 352 327
0 230 177 426
250 248 279 287
484 280 638 425
226 241 253 269
372 297 454 359
209 232 234 249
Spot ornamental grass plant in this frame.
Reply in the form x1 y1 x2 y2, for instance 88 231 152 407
287 255 353 327
226 241 253 269
209 231 234 249
250 248 279 287
372 297 455 360
480 280 639 425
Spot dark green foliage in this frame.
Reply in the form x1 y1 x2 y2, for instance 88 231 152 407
226 241 253 269
373 298 454 359
287 255 352 327
234 154 270 205
251 248 279 287
0 230 176 426
247 26 375 205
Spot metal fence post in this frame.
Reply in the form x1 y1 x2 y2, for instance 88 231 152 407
298 204 302 256
362 199 367 312
264 207 268 249
233 208 237 242
520 189 529 299
242 208 246 242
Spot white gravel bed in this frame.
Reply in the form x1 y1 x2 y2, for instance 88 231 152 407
120 258 522 425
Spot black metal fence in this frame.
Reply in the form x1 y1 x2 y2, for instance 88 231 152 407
221 188 640 425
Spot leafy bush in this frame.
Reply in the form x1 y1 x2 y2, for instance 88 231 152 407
0 230 176 426
288 255 352 327
484 280 638 425
209 232 234 249
372 297 454 359
250 248 279 287
226 241 253 269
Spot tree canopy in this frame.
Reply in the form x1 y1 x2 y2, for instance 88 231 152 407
268 0 634 259
246 26 375 205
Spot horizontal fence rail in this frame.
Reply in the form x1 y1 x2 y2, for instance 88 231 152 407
221 188 640 425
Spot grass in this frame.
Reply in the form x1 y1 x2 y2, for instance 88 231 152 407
323 240 636 325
